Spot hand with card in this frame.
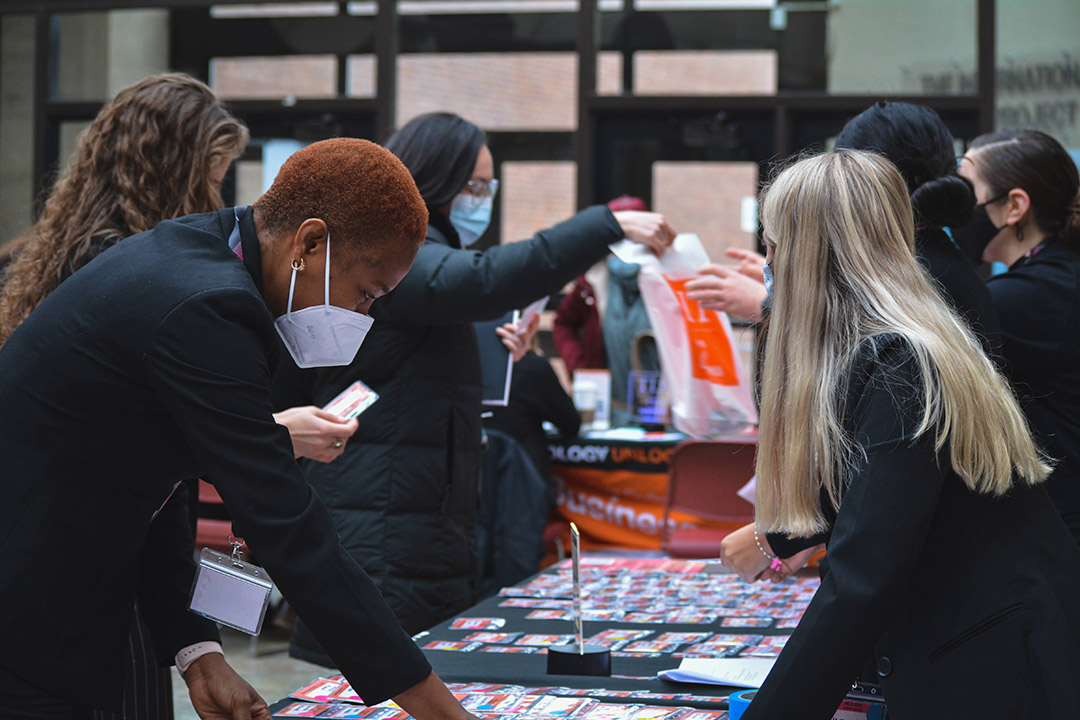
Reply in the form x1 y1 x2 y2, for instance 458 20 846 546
496 312 540 362
273 405 359 463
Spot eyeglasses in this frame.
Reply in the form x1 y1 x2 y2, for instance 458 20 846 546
464 178 499 199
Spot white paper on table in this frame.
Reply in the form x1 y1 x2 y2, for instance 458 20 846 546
656 657 776 687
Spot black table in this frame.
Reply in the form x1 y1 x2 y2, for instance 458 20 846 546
270 558 822 717
416 558 815 704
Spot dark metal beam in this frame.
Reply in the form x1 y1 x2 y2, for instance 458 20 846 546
591 93 986 114
31 11 50 219
41 98 379 120
226 98 379 116
772 104 790 160
375 0 399 142
976 0 996 135
2 0 291 12
576 0 598 210
337 2 349 99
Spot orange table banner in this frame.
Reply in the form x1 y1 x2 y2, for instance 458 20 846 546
549 436 745 550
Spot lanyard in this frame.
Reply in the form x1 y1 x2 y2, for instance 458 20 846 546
228 206 243 259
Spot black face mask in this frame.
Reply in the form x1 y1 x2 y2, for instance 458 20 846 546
956 194 1008 265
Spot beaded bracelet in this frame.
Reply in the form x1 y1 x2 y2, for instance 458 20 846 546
754 528 785 572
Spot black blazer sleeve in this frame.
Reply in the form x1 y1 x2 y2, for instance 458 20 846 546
136 482 221 665
765 529 828 560
372 206 622 326
742 340 945 720
143 287 430 703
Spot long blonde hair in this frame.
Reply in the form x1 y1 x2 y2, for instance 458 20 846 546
0 73 248 345
754 150 1049 536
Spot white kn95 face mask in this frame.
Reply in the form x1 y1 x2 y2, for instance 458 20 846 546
274 233 374 368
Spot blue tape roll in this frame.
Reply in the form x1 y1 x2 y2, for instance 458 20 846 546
728 689 756 720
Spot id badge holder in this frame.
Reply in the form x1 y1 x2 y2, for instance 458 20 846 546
189 538 273 635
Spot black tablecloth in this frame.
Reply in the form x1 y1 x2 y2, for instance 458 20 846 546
271 560 821 714
417 566 800 704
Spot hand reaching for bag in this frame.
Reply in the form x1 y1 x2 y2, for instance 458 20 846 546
611 211 676 256
725 247 767 283
685 264 768 321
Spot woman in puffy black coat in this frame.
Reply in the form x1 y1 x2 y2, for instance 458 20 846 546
290 113 674 661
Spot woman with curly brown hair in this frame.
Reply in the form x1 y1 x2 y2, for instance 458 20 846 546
0 73 247 343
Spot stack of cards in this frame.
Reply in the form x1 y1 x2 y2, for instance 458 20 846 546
275 682 731 719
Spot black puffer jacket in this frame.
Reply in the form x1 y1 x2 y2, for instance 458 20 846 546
290 206 623 662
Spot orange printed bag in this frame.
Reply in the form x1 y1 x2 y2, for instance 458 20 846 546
620 234 757 438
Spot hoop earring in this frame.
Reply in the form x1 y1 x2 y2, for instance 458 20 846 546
291 258 305 271
1015 224 1024 243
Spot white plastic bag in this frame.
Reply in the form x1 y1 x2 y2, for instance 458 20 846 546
613 234 757 438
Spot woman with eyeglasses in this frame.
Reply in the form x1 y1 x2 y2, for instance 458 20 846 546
288 112 675 663
959 129 1080 544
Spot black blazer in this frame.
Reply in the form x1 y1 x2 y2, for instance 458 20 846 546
987 239 1080 541
0 208 429 711
916 226 1002 361
744 335 1080 720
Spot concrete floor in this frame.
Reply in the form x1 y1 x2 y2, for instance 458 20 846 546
171 625 329 720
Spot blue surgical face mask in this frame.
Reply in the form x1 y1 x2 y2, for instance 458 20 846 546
449 194 492 247
762 263 774 304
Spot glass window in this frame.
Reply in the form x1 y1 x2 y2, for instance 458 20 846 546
398 53 577 130
233 158 265 206
597 50 776 96
995 0 1080 148
827 0 977 95
500 161 577 243
58 120 93 174
210 55 338 100
598 51 623 95
1 14 36 242
210 3 339 18
651 161 759 263
638 49 775 95
54 10 170 101
347 55 377 98
346 1 377 15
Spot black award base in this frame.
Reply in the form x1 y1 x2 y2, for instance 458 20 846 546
546 644 612 677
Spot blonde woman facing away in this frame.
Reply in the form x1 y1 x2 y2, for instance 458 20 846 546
739 150 1080 720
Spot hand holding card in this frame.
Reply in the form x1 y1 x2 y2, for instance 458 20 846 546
516 296 548 338
274 405 359 463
